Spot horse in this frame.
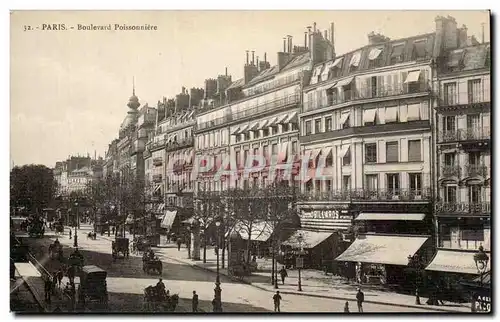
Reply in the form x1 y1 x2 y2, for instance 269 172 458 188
143 285 179 312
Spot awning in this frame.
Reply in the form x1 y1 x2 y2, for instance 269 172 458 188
267 116 278 127
355 212 426 221
161 210 178 229
339 112 350 125
335 234 429 266
404 70 421 83
14 262 41 278
332 57 344 68
282 230 333 249
238 123 250 133
276 114 289 124
231 126 241 135
339 145 350 158
232 221 273 242
321 147 332 158
257 120 269 130
350 51 361 67
284 112 298 124
336 77 354 88
407 104 420 121
309 148 322 162
157 203 165 213
368 47 383 60
185 149 194 164
310 65 324 84
426 249 491 274
320 61 334 81
187 110 195 119
363 108 377 124
385 106 398 123
249 122 260 131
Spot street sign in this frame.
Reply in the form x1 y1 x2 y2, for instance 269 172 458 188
296 257 303 268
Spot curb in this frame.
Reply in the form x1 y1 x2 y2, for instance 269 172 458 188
162 254 468 313
21 276 50 312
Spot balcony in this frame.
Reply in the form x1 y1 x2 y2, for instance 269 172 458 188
435 202 491 216
303 80 430 112
166 137 194 152
195 94 299 132
147 139 166 152
152 174 163 183
302 188 432 202
245 73 301 96
441 165 461 177
464 164 488 178
439 90 490 108
437 127 491 143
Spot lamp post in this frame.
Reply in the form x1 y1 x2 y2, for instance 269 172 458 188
74 202 79 248
297 233 303 292
473 246 489 288
187 225 191 259
214 220 222 312
407 254 422 305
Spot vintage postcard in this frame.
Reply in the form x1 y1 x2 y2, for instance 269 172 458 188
10 10 491 314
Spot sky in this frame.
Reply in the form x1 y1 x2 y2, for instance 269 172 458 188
10 10 490 168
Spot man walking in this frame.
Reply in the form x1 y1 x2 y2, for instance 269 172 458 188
44 276 52 303
273 291 282 312
69 228 72 239
177 237 182 251
192 290 199 312
279 266 288 285
356 288 364 313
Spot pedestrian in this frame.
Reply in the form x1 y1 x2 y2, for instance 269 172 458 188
356 288 364 313
344 301 350 313
57 269 64 288
192 290 199 312
279 266 288 285
177 238 182 251
69 228 72 239
273 291 282 312
52 272 58 295
44 276 52 303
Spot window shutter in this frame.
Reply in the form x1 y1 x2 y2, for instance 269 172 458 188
401 71 408 93
386 142 399 162
408 140 421 162
377 76 384 96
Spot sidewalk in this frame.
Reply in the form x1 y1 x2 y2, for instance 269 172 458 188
154 243 471 313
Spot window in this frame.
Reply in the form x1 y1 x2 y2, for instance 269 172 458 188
468 79 482 103
243 179 249 190
444 82 457 105
263 128 269 137
263 146 269 160
272 144 278 156
461 228 484 241
445 186 457 203
386 142 399 163
325 180 332 192
291 141 298 155
390 44 405 64
315 180 321 193
305 120 312 135
253 148 259 166
413 40 427 60
365 143 377 163
235 151 241 167
325 152 333 167
325 117 332 132
467 114 481 130
342 175 351 191
408 140 421 162
305 180 313 193
469 186 481 204
387 173 400 195
409 173 422 194
253 176 259 188
342 148 351 166
291 123 299 131
314 119 322 133
444 153 456 166
245 132 251 141
254 130 260 139
365 174 378 191
444 115 456 132
468 152 480 166
243 150 248 167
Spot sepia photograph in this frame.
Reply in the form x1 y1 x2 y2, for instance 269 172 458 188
9 9 491 314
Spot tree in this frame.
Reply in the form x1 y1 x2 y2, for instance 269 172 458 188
194 187 222 263
10 164 57 214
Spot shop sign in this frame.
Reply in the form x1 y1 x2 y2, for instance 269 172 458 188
472 294 491 313
301 209 351 220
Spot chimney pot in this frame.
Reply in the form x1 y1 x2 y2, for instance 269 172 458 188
225 67 228 76
313 22 317 32
256 56 259 68
246 50 249 65
283 37 287 52
324 30 328 40
264 52 267 63
304 31 308 48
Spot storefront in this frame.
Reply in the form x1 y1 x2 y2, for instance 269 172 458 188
462 271 491 313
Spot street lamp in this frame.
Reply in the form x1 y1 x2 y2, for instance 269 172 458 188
474 245 489 287
297 233 303 292
187 225 191 259
214 220 222 312
407 254 422 305
74 202 79 248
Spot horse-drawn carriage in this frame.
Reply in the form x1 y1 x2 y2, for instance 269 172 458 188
78 265 108 311
68 249 85 272
28 218 45 238
142 252 162 275
143 284 178 312
48 240 63 260
133 236 151 253
112 237 129 260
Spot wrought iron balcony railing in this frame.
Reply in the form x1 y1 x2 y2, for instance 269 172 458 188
302 188 432 202
464 164 489 177
152 174 163 183
441 165 461 177
303 80 430 112
439 90 490 107
438 127 491 143
166 137 194 151
435 202 491 215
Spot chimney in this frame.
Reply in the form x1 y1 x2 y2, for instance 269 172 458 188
288 35 293 53
264 52 267 63
256 56 259 69
225 67 228 76
304 31 308 49
458 24 468 48
481 22 485 43
283 38 287 52
277 52 290 70
324 30 328 40
313 22 316 32
251 51 255 65
330 22 335 46
246 50 249 65
435 15 458 52
181 86 186 95
368 31 390 45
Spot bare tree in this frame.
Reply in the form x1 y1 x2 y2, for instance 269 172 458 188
193 187 220 263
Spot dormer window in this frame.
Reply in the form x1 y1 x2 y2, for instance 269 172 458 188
413 39 427 60
390 43 405 64
349 51 361 73
368 47 384 68
447 49 465 72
